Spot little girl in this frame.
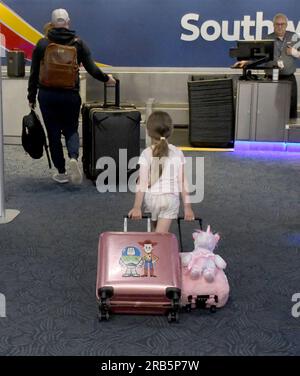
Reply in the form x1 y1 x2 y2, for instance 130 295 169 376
128 111 195 233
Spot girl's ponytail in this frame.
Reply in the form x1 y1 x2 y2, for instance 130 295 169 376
146 111 173 187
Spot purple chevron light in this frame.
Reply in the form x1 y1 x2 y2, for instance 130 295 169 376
234 141 300 153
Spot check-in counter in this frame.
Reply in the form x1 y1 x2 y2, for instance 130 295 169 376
235 80 291 142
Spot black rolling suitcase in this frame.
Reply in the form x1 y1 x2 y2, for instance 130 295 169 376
7 50 25 77
82 80 141 181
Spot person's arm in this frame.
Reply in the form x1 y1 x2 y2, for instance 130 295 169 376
231 60 250 68
180 169 195 221
285 33 300 58
177 153 194 220
286 44 300 58
78 39 115 84
27 40 44 108
128 190 144 219
128 163 148 219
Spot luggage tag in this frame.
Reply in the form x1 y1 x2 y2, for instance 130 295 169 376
277 59 284 69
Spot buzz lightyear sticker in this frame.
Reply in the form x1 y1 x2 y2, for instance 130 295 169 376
119 246 143 277
119 240 159 278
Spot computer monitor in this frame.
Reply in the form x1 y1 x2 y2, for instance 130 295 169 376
229 39 274 67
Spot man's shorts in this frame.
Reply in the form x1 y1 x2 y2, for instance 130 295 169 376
144 192 180 221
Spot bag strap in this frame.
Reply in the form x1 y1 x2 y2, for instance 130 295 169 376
44 144 52 169
68 37 79 45
32 109 52 169
68 37 79 65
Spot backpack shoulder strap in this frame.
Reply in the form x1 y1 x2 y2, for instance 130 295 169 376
33 110 52 169
69 37 79 46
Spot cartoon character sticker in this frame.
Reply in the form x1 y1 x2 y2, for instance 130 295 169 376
119 246 143 277
138 240 159 277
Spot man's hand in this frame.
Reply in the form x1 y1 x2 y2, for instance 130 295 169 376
106 74 116 85
287 46 300 58
231 60 249 68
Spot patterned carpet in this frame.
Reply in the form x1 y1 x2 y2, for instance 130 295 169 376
0 144 299 356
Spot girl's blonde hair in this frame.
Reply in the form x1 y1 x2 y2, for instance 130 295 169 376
146 111 173 186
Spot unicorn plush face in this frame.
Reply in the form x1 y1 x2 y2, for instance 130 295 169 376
192 225 220 252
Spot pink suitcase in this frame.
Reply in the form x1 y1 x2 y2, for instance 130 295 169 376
96 216 181 322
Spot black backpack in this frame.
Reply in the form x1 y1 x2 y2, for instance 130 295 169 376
22 110 52 168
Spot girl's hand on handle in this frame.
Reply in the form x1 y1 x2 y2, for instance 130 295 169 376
128 207 142 220
184 207 195 221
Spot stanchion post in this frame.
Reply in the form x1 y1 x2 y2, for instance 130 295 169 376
0 25 20 224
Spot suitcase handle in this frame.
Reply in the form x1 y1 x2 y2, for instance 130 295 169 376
104 78 120 108
177 216 203 253
123 214 151 233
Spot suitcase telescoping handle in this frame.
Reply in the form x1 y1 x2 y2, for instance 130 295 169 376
104 78 120 108
177 216 203 253
123 214 151 233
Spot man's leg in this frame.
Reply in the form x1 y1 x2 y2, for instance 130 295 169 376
61 92 82 184
61 91 81 160
38 90 66 174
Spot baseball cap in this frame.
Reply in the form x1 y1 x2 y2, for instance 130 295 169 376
51 8 70 27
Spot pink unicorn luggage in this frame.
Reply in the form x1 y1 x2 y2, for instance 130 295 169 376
181 268 230 312
178 218 230 313
96 216 181 322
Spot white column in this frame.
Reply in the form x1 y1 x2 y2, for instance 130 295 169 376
0 27 20 224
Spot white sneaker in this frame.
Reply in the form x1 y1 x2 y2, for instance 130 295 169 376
52 173 69 184
69 158 82 184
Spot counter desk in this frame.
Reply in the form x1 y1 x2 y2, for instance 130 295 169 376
235 79 291 142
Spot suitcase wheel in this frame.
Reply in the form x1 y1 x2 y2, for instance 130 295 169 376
98 300 110 321
195 295 209 309
166 287 181 313
167 311 179 323
98 287 113 322
98 310 110 322
209 295 218 313
185 295 193 312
